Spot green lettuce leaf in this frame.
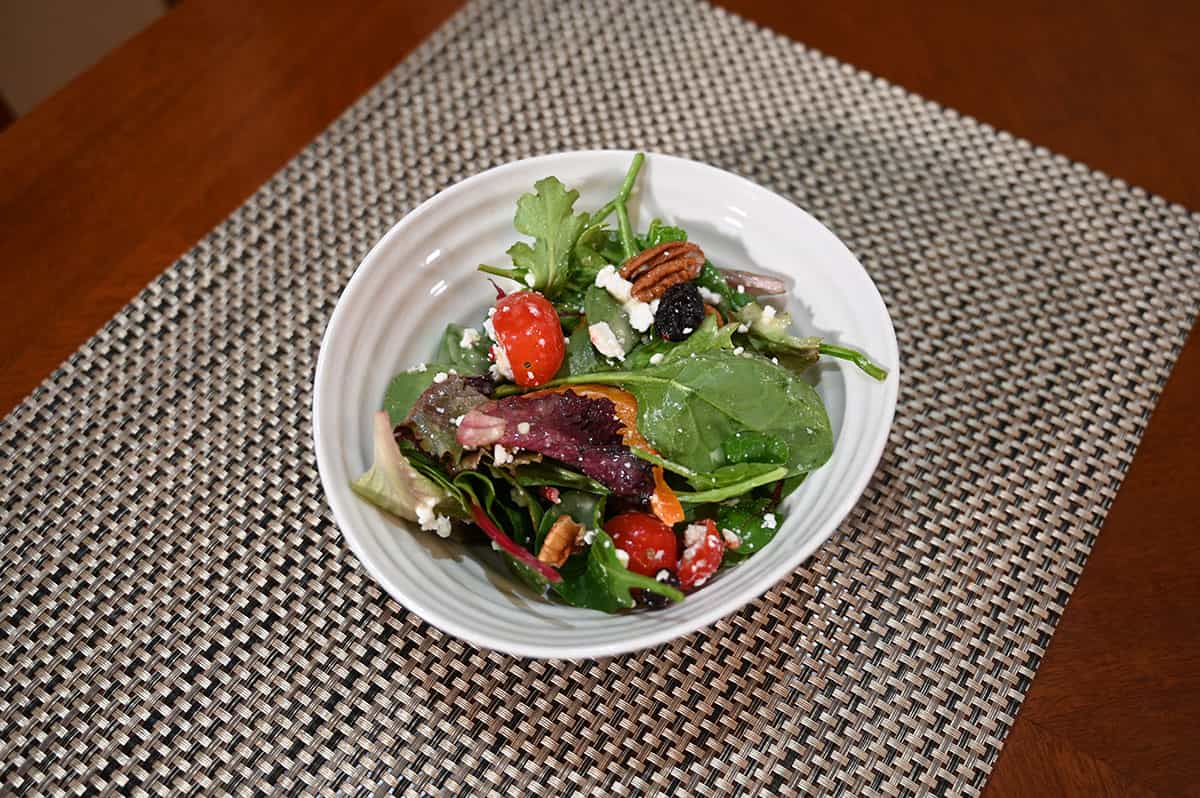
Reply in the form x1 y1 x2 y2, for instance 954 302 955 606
351 411 447 524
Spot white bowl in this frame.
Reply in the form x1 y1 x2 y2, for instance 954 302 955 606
313 151 899 659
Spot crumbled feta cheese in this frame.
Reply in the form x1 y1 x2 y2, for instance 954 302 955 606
491 540 503 552
682 327 693 335
489 343 514 381
615 549 630 567
595 265 633 302
516 421 531 434
771 357 779 364
649 299 661 315
433 515 452 538
407 363 428 373
583 529 596 545
655 569 671 582
524 271 537 287
694 576 708 588
483 311 497 341
697 286 724 305
588 322 625 360
450 415 464 427
416 503 437 530
736 284 745 294
526 370 535 381
683 523 708 547
493 444 513 465
649 353 664 365
625 299 654 332
762 513 777 529
433 371 448 384
459 327 481 348
733 346 744 355
736 323 749 333
721 528 741 548
760 305 776 323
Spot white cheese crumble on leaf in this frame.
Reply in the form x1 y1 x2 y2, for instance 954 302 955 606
588 321 626 360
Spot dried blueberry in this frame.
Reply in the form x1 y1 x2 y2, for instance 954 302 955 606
636 570 682 610
654 282 705 341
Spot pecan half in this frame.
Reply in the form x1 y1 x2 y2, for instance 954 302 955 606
536 515 585 567
619 241 705 301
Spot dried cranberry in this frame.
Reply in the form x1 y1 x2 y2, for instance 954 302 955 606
654 282 704 341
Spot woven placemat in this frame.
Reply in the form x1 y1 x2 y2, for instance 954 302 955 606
3 0 1198 795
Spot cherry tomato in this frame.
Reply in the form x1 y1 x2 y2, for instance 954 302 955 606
491 291 565 387
677 519 724 591
605 512 678 578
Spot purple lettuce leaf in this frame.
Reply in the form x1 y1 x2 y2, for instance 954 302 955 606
457 390 654 498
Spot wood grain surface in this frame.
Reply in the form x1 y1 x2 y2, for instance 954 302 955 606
1 1 1196 794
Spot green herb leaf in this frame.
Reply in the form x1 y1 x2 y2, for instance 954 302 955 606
503 177 588 296
636 219 688 250
383 370 437 426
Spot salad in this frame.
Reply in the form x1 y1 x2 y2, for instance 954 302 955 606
351 153 888 612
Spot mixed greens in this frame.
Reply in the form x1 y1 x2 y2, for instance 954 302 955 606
351 153 888 612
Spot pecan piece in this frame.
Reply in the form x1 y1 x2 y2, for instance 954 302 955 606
619 241 705 301
536 515 585 567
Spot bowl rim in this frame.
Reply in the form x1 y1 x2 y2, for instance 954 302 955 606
313 149 900 659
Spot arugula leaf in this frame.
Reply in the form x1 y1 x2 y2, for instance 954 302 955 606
552 530 684 611
547 351 833 475
493 177 588 296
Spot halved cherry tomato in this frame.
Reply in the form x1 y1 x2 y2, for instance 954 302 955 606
605 512 678 578
491 292 565 387
677 519 724 591
526 384 685 525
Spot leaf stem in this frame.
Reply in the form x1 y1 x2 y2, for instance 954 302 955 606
630 447 697 479
477 263 520 281
673 467 788 504
818 343 889 381
588 152 646 226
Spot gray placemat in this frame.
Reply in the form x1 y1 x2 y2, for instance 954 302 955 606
3 0 1198 795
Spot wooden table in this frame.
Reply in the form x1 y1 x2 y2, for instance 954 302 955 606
2 2 1196 793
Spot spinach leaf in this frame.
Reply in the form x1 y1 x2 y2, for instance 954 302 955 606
624 314 734 369
560 322 603 377
435 323 491 375
552 530 684 611
551 350 833 475
717 497 779 560
583 284 637 354
723 430 789 465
